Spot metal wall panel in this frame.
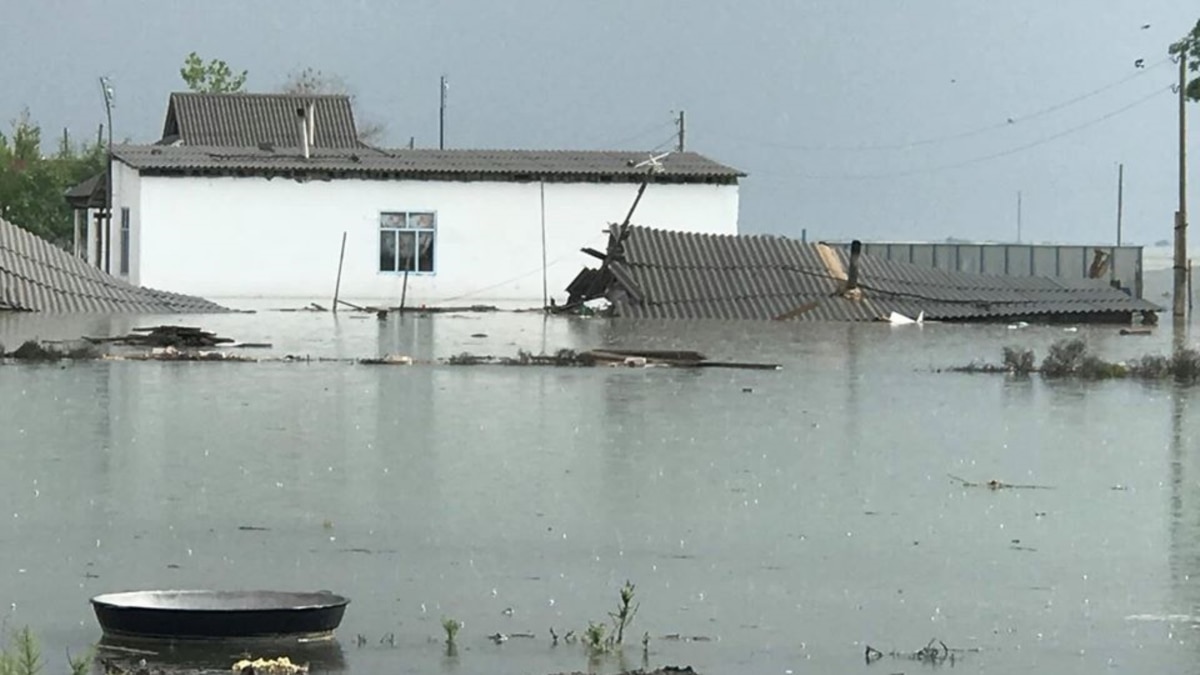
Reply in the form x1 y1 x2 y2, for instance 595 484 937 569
832 242 1145 298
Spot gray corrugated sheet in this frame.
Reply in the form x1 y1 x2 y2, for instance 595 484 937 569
0 216 228 314
603 227 1161 321
113 145 743 183
163 92 361 148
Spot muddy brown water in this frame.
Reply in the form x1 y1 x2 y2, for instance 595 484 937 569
2 309 1199 674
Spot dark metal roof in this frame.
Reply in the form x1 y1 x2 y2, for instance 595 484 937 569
0 216 228 314
162 92 361 148
64 171 107 208
113 145 743 184
583 227 1160 321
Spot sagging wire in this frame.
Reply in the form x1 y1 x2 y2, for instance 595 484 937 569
592 119 676 150
754 84 1172 181
720 57 1172 152
437 232 610 304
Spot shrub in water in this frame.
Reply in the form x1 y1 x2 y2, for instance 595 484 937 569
1041 339 1088 377
1129 355 1169 379
1172 348 1200 383
1078 354 1126 379
1002 346 1036 374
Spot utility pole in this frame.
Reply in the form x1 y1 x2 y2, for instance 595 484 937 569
676 110 686 152
1175 47 1189 317
439 75 447 150
1016 190 1022 243
99 77 114 275
1116 163 1124 246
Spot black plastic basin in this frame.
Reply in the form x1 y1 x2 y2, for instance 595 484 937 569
90 590 350 640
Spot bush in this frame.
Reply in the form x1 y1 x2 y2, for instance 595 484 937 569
1002 346 1036 374
1131 354 1170 379
1172 348 1200 383
1041 339 1088 377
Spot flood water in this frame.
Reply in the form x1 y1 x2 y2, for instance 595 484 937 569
2 308 1199 674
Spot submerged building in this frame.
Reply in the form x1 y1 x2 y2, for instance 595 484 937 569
74 92 743 305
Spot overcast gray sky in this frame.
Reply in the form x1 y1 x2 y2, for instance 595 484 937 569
2 0 1196 246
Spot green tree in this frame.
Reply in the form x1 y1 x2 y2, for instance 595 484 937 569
180 51 248 93
279 67 385 144
1169 19 1200 102
0 110 106 247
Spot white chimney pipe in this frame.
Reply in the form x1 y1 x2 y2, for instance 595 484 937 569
299 116 310 159
306 102 316 146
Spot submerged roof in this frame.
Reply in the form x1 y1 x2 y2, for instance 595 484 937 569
572 226 1160 321
0 216 227 313
161 92 361 148
113 145 743 184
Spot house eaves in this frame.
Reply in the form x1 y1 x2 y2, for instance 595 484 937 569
112 145 745 185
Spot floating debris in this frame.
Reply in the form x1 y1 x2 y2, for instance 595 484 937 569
436 348 779 370
865 637 979 666
358 354 414 365
4 340 98 361
230 656 308 675
86 325 239 348
549 662 700 667
108 346 257 362
948 474 1055 490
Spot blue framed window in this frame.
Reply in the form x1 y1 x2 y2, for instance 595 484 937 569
379 211 435 273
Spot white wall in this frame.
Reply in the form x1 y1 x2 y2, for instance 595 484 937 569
110 162 141 281
134 173 738 304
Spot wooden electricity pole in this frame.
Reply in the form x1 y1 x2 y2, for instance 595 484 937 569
1016 190 1022 243
676 110 686 152
1175 48 1189 317
1116 163 1124 246
439 75 447 150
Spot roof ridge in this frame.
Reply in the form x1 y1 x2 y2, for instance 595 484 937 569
170 91 352 99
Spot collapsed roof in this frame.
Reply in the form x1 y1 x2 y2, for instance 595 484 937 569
0 216 227 313
565 226 1161 322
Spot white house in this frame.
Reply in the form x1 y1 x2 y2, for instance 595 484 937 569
85 93 743 307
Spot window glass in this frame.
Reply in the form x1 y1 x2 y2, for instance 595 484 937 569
417 231 435 272
379 212 436 273
379 230 395 272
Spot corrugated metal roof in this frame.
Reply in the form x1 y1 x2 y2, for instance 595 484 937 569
598 227 1160 321
113 145 743 183
163 92 361 148
0 216 228 314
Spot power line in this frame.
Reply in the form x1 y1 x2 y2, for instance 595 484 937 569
593 119 676 149
757 84 1172 181
649 132 681 153
721 57 1172 152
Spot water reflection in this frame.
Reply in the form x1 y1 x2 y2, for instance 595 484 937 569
6 312 1200 674
1167 374 1199 624
97 635 346 672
